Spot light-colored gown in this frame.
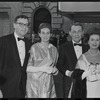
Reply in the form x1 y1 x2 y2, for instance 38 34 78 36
26 43 58 98
77 54 100 98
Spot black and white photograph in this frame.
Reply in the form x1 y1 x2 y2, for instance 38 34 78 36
0 1 100 98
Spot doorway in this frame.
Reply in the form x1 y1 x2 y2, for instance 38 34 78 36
32 7 51 34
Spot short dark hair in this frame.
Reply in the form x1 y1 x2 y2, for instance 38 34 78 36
69 22 83 31
38 23 52 33
83 27 100 44
14 15 29 23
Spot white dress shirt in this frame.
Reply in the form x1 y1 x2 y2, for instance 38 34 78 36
14 32 25 66
72 40 82 59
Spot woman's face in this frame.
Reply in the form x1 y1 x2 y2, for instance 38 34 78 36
39 28 51 42
88 34 100 49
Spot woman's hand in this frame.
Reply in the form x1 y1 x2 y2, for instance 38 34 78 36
87 67 96 75
27 63 58 75
51 67 59 75
90 66 96 75
41 64 53 74
41 63 58 74
82 67 95 80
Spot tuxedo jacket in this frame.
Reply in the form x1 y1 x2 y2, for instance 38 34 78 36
57 40 89 76
0 33 32 98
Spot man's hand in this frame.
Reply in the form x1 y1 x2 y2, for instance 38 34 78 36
66 70 73 77
68 71 73 77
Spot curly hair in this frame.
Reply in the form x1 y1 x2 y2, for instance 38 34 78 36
38 23 52 33
14 15 29 23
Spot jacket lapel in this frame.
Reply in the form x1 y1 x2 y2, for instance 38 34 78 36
66 41 77 70
82 41 89 53
64 40 88 70
68 41 77 60
11 34 31 68
11 34 21 67
23 38 30 68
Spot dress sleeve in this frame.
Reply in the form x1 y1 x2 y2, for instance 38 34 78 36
27 46 35 66
54 49 59 75
51 46 59 75
54 47 58 66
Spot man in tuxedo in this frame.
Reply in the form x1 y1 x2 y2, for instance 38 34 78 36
56 22 89 98
0 15 32 98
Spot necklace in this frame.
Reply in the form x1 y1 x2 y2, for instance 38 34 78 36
88 50 99 57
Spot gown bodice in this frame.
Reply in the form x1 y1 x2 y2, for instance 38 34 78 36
78 54 100 98
26 43 58 98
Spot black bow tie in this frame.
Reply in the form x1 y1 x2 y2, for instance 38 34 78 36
74 43 82 46
17 37 25 42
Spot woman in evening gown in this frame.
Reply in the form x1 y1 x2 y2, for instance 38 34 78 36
71 27 100 98
26 23 58 98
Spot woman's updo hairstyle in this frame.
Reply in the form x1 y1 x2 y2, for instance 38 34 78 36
34 23 52 43
83 27 100 45
38 23 52 33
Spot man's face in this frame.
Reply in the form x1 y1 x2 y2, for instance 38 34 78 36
14 18 29 37
69 25 83 43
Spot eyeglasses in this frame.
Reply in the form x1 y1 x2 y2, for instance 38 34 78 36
16 22 29 28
